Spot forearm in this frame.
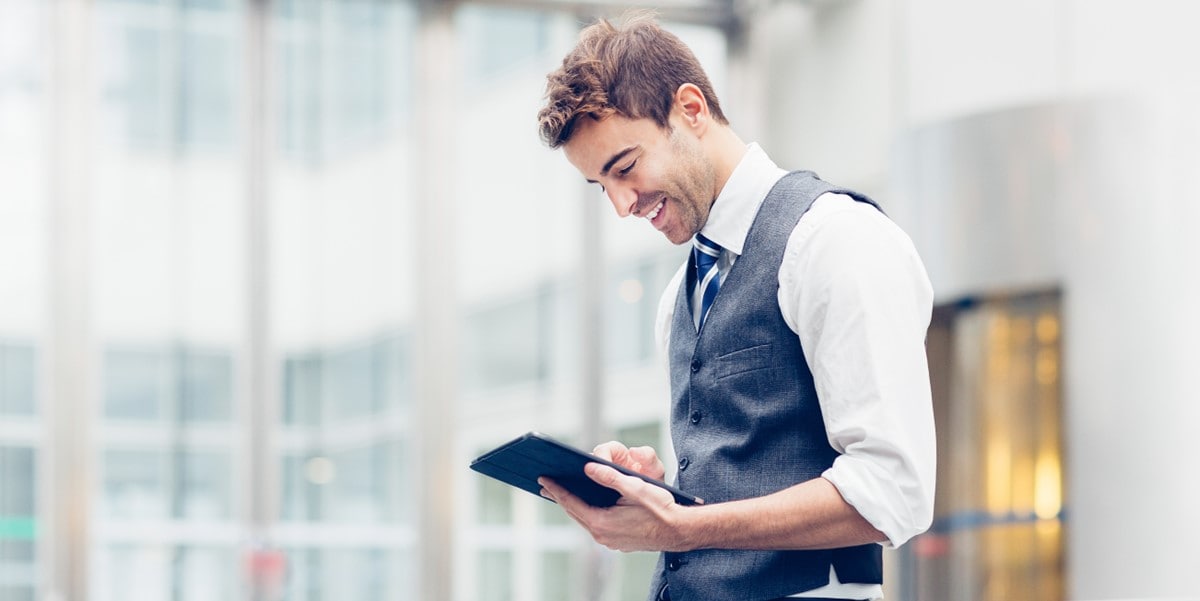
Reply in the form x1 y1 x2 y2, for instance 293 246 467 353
679 477 886 551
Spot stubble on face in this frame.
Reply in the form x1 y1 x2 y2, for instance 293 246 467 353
564 114 718 246
658 125 717 245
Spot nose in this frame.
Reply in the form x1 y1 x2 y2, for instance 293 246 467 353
607 185 638 218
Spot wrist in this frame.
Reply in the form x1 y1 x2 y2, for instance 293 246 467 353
669 503 712 552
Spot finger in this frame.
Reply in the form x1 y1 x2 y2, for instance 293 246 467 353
584 462 666 507
591 441 628 464
537 477 558 502
628 446 666 478
539 486 555 503
539 477 596 523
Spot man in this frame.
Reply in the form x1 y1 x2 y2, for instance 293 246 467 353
534 13 935 601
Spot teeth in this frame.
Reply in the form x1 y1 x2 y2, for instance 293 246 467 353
646 200 665 220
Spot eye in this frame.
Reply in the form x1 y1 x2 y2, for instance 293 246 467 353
618 160 637 177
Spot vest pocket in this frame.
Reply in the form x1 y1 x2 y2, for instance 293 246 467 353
713 343 776 379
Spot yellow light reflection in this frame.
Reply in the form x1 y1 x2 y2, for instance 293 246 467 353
1037 348 1058 386
1036 314 1059 344
986 437 1013 512
1034 452 1062 520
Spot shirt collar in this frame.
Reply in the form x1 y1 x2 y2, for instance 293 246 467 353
697 143 788 256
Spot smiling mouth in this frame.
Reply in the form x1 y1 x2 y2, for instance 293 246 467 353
645 199 666 227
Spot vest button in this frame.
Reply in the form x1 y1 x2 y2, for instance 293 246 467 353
690 410 702 424
678 457 689 471
667 559 680 571
690 360 700 373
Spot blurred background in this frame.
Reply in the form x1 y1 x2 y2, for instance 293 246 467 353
1 0 1198 600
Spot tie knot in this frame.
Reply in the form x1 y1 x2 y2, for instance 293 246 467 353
693 233 722 268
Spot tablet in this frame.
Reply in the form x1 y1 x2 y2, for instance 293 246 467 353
470 432 703 508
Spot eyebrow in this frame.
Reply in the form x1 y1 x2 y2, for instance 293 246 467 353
586 146 638 184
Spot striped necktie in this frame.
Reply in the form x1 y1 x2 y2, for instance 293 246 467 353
692 233 723 330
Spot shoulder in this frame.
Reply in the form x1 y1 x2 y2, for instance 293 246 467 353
785 192 920 268
777 191 931 322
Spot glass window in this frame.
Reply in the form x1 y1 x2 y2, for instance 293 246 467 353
462 292 545 393
322 548 387 601
604 249 688 371
605 260 658 368
616 422 661 452
0 1 45 598
280 548 405 601
0 587 35 601
477 468 513 526
101 544 171 601
179 29 236 151
175 546 235 601
282 334 409 426
478 550 513 601
103 449 167 519
539 494 571 526
0 446 37 563
456 6 548 84
540 550 571 601
280 453 316 522
324 343 380 420
177 348 233 422
326 443 391 523
269 2 417 596
272 0 412 164
103 347 234 423
110 25 169 150
283 353 322 426
183 0 232 11
0 343 35 416
103 348 168 421
176 451 232 520
376 334 411 413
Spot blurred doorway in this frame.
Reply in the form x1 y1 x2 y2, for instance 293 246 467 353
896 290 1066 601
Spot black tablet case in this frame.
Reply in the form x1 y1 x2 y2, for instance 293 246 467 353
470 432 702 507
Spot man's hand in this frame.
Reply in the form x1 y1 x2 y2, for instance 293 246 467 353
590 440 666 480
539 442 681 552
538 461 691 552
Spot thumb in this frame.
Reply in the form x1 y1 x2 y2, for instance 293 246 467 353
584 462 661 506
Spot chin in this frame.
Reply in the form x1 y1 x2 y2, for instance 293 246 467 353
663 230 691 245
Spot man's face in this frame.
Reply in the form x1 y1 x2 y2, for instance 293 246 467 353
563 113 716 245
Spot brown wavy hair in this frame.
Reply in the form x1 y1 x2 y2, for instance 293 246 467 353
537 12 729 148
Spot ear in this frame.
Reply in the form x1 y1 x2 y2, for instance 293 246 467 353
673 83 710 136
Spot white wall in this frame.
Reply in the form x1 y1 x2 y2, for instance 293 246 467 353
747 0 1200 597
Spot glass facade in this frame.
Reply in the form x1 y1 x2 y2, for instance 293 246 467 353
4 1 1062 600
0 2 47 600
91 1 246 598
18 3 714 597
269 1 417 599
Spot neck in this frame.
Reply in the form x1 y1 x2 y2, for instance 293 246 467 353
707 125 747 200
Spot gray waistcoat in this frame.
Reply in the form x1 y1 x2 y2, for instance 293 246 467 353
650 171 883 601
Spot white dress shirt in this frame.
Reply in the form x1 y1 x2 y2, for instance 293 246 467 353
654 144 936 600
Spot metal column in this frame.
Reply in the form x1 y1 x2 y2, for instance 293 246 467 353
46 1 93 600
243 2 279 600
413 2 458 600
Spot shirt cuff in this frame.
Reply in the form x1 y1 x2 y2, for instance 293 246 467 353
822 453 931 548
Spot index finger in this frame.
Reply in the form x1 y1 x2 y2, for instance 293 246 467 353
591 441 629 463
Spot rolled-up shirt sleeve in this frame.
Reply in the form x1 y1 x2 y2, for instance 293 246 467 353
779 193 937 548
